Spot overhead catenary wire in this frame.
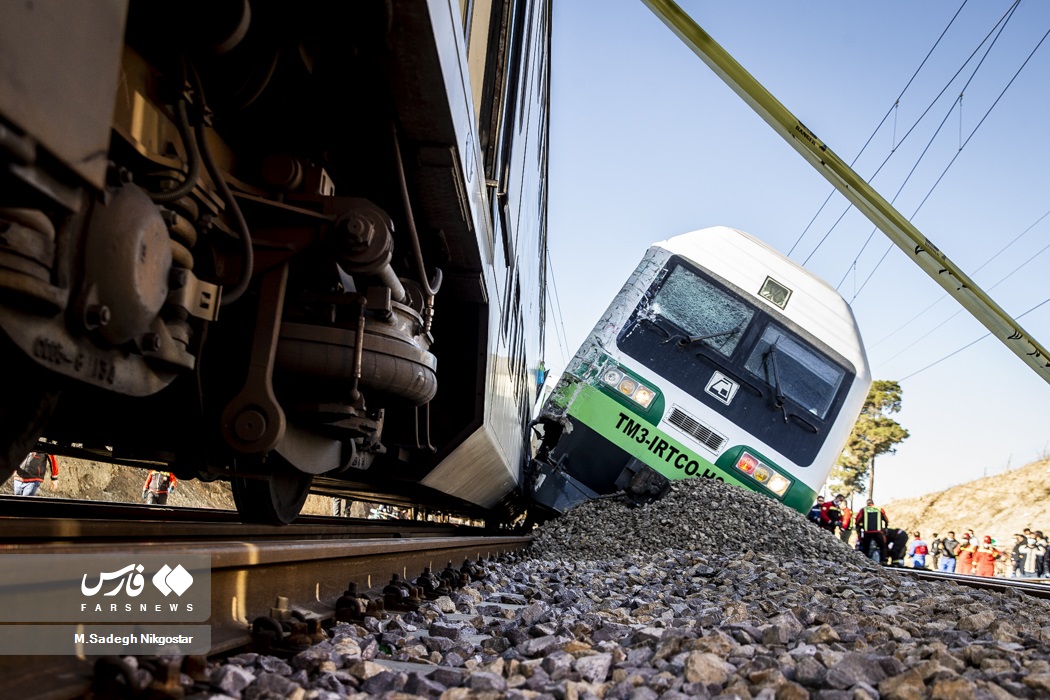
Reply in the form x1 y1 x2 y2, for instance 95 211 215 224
828 0 1021 283
869 207 1050 350
846 16 1050 302
899 295 1050 382
797 1 1020 270
880 226 1050 366
787 0 970 259
800 1 1020 269
546 253 571 367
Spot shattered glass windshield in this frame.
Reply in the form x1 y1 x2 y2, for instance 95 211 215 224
649 265 755 357
744 325 845 418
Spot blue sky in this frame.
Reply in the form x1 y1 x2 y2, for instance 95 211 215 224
545 1 1050 502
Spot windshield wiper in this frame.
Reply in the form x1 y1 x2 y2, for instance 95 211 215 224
666 323 743 348
764 341 788 423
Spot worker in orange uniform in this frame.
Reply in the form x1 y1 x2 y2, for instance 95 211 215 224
954 533 978 575
972 536 1001 577
142 470 177 505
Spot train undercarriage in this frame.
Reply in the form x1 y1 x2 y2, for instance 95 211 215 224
0 0 549 524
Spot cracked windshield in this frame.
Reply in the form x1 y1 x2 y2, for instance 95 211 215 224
649 265 753 356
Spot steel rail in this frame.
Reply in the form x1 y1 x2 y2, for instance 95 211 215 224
0 496 486 541
0 532 531 699
892 564 1050 599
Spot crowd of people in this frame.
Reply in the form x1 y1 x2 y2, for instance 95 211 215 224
807 494 1049 579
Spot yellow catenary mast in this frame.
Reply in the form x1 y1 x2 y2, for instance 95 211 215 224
641 0 1050 386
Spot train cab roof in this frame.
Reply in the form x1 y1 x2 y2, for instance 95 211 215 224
655 226 870 380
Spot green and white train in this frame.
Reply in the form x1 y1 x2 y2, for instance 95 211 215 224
528 226 871 516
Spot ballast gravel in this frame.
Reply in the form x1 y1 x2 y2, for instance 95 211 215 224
147 478 1050 699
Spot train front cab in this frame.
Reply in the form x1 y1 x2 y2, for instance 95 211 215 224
529 239 869 518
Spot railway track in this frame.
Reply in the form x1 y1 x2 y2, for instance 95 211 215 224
3 501 1049 699
893 564 1050 599
0 502 532 699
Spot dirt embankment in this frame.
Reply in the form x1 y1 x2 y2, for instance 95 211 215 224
882 457 1050 544
2 456 333 515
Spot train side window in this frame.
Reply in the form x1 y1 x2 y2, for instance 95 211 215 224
743 326 845 419
649 265 754 357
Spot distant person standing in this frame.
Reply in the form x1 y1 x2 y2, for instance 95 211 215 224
855 499 889 563
838 496 853 544
808 496 825 526
1036 532 1049 577
12 451 59 496
1019 536 1046 578
819 496 841 535
973 536 1001 577
907 532 929 569
1010 534 1026 577
937 531 959 572
928 533 941 571
954 534 977 575
142 470 177 505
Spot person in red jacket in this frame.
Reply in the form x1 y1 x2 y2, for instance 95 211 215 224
837 495 853 544
142 470 177 505
973 536 1001 577
954 534 978 575
13 451 59 496
819 496 842 535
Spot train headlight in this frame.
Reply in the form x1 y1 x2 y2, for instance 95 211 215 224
600 364 658 410
735 451 792 497
767 474 791 496
602 369 624 387
633 386 655 409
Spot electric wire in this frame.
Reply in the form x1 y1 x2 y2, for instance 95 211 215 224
880 229 1050 365
805 3 1018 268
831 0 1021 285
869 207 1050 350
802 1 1016 270
846 16 1049 302
787 0 970 258
899 295 1050 382
546 253 571 366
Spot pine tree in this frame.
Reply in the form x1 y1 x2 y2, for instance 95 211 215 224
831 380 909 501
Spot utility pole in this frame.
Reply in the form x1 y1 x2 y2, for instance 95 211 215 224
867 455 873 502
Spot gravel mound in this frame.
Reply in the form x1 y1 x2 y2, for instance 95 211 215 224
531 477 869 567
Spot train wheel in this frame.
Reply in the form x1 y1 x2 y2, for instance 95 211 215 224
232 455 313 525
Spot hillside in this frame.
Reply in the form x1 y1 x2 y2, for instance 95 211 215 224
881 457 1050 544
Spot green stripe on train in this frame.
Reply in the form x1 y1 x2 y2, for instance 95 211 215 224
566 383 817 513
565 384 745 486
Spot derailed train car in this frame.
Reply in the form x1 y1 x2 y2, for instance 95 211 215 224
0 0 550 523
529 226 871 516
